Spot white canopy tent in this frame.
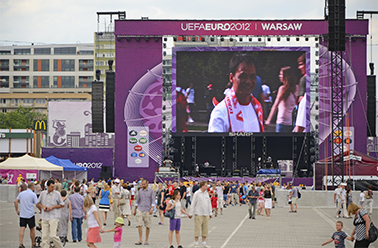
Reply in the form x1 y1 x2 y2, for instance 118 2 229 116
0 154 63 171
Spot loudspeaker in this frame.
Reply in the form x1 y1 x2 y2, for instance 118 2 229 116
367 75 376 136
105 71 115 133
328 0 345 51
101 166 111 173
100 172 112 180
92 81 104 133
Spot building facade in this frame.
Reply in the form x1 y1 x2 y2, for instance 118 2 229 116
0 44 94 113
94 32 115 80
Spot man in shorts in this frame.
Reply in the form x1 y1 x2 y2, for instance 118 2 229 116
14 182 39 248
290 185 299 213
133 179 155 245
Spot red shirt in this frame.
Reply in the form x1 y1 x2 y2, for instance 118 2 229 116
211 196 218 208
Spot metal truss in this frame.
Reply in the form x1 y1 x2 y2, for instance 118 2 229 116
331 51 344 186
251 136 256 176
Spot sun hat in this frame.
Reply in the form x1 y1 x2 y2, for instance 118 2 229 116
114 179 120 183
115 217 124 225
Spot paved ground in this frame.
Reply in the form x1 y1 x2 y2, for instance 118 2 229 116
1 202 377 248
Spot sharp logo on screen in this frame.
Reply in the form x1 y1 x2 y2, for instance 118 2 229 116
261 23 302 31
75 162 102 169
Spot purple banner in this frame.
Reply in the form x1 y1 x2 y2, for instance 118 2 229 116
0 169 38 185
115 20 367 36
42 148 113 181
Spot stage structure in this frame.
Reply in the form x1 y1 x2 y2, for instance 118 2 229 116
114 19 368 182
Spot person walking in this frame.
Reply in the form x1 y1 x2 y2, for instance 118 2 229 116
215 181 224 215
119 183 132 226
167 189 189 248
348 203 372 247
188 181 212 248
335 183 347 218
156 183 167 225
264 185 273 219
133 179 155 245
68 186 86 242
59 189 71 243
88 184 97 205
84 195 102 248
365 186 374 215
229 181 239 206
290 185 299 213
112 179 122 221
99 184 110 226
14 182 39 248
36 179 65 248
247 186 259 219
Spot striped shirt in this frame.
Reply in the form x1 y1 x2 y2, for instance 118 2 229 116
37 190 64 220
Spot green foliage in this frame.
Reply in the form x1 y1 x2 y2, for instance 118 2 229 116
0 107 47 129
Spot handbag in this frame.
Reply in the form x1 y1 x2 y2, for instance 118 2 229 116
119 197 127 205
358 211 378 242
164 200 176 219
369 223 378 242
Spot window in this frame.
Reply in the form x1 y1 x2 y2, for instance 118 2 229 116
35 99 46 104
23 98 33 104
13 59 30 71
13 76 29 88
54 47 76 55
53 76 74 88
33 59 49 71
79 76 93 88
0 50 11 55
0 59 9 71
78 50 94 55
79 59 93 71
33 76 49 88
54 59 75 71
14 49 31 55
34 48 51 55
11 99 20 104
0 76 9 88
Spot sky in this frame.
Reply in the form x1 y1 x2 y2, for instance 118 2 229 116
0 0 377 74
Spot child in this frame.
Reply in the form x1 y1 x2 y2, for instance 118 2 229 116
211 193 218 217
102 217 124 248
84 195 103 248
321 221 352 248
166 189 189 248
59 189 71 242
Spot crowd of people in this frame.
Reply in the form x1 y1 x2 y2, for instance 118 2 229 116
10 174 376 248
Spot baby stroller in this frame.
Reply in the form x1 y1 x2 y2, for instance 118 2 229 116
35 221 66 247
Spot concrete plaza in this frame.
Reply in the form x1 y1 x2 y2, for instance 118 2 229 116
1 202 377 248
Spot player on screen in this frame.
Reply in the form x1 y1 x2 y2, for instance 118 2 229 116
208 54 264 132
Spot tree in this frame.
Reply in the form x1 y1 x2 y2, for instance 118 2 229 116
0 107 47 129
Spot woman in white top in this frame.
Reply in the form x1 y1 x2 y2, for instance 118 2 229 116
84 195 103 248
166 189 189 248
266 66 298 132
119 183 132 226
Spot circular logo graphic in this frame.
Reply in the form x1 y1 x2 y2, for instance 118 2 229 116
131 152 137 158
344 130 353 137
139 130 148 136
344 138 353 144
139 137 147 144
129 138 137 144
334 130 342 137
334 137 342 144
139 152 146 158
134 145 143 151
135 159 142 164
129 130 137 136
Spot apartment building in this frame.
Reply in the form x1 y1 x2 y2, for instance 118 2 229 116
94 32 116 80
0 44 94 113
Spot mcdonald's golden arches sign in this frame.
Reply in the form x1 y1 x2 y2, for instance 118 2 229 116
33 120 47 131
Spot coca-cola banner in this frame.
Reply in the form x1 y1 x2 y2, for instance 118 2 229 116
42 148 113 180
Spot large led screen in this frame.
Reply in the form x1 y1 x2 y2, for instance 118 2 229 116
172 47 311 134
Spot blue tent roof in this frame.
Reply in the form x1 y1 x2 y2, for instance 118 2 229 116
45 155 87 171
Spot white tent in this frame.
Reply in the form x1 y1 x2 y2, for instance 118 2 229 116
0 154 63 171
